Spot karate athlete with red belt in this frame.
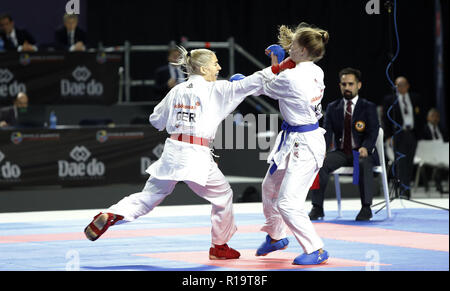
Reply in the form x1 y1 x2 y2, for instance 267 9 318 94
84 46 275 260
255 23 331 265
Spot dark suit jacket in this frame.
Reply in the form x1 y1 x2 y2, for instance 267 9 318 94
382 92 424 139
324 97 380 155
54 26 87 50
0 106 17 126
421 123 449 142
154 64 172 96
0 28 36 51
153 64 186 97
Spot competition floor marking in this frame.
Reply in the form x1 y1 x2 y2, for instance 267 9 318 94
315 223 449 252
0 202 448 271
1 223 447 252
134 249 390 270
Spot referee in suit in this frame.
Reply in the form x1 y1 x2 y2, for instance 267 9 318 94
153 48 186 98
309 68 380 221
422 108 448 142
0 92 29 128
54 14 87 51
420 108 448 193
0 13 37 52
382 76 423 199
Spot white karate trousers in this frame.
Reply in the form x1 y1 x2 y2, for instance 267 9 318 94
106 160 237 246
261 147 325 254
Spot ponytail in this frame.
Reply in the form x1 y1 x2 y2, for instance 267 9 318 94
277 22 329 62
172 46 216 77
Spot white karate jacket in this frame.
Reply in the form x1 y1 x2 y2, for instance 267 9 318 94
258 62 327 171
147 73 265 186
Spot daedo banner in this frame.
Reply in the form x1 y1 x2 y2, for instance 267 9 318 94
0 52 122 105
0 126 167 188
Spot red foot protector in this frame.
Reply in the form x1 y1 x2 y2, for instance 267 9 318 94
209 244 240 260
84 212 123 241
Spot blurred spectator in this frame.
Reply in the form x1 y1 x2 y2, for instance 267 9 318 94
54 14 87 52
0 92 28 128
420 108 448 193
0 13 38 52
422 108 448 142
382 76 424 199
153 48 186 97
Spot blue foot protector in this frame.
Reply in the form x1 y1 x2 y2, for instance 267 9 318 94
293 249 329 265
256 234 289 256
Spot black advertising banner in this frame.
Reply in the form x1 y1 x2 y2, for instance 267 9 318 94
0 52 122 105
0 126 168 188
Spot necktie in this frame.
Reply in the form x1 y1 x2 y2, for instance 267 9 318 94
401 95 409 115
433 126 439 140
343 100 353 155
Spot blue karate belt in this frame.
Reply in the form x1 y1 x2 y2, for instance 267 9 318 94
352 150 360 185
269 121 319 175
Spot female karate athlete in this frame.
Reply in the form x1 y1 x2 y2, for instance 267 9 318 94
256 23 330 265
84 46 268 260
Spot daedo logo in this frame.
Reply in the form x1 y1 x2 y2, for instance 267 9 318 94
60 66 104 97
0 68 27 98
0 69 14 83
58 146 105 177
0 150 21 180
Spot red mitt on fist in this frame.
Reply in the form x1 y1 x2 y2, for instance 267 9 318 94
271 57 296 74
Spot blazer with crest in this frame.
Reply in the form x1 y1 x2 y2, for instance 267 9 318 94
323 97 380 155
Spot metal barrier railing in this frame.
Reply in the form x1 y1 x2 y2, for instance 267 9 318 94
103 38 280 117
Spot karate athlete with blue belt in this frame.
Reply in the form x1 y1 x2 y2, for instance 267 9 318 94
255 23 331 265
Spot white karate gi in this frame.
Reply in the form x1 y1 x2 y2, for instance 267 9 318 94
258 62 327 254
106 73 264 245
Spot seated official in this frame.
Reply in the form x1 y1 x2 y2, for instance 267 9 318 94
54 14 87 52
419 108 449 193
0 92 29 128
0 13 38 52
421 108 448 142
308 68 380 221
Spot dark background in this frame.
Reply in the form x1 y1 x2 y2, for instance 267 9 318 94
1 0 448 122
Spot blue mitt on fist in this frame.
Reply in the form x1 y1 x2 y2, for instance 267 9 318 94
229 73 246 82
265 44 285 63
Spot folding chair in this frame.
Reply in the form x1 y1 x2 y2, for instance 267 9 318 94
332 128 391 218
413 140 449 195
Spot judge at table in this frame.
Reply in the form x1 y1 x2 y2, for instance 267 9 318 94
0 92 29 128
418 108 449 193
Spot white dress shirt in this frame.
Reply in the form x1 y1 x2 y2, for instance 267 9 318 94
398 92 414 129
7 29 19 47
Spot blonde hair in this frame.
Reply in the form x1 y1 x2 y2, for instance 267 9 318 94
278 22 329 62
172 46 216 76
